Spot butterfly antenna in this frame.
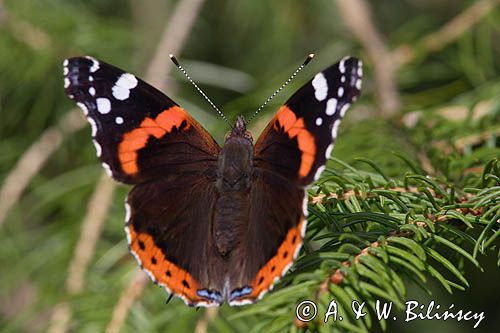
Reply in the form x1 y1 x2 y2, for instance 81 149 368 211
169 54 231 127
246 53 315 124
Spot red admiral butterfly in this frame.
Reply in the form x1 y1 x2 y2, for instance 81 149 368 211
63 55 362 307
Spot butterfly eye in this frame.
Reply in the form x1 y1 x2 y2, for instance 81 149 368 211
244 131 253 142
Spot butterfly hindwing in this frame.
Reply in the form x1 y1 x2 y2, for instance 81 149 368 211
254 56 362 186
64 56 220 184
228 170 306 305
126 173 228 307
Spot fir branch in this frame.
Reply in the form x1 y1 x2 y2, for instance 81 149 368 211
296 160 498 330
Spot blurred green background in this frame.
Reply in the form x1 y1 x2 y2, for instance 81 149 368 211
0 0 499 332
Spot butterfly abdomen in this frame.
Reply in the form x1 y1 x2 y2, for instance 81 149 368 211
213 191 249 257
212 132 254 257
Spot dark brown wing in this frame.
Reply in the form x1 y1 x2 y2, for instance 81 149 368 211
227 169 306 305
125 171 228 307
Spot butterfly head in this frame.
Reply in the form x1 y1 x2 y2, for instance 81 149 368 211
224 116 253 143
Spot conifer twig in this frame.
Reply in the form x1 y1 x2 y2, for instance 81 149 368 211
310 186 437 205
316 193 484 294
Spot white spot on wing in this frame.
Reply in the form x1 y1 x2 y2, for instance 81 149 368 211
339 58 346 73
358 66 363 77
124 224 132 244
312 72 328 101
302 195 309 217
86 117 97 136
96 98 111 114
293 238 303 259
129 246 141 265
331 120 341 139
112 87 129 100
63 59 69 67
63 67 68 75
314 165 326 181
89 76 94 82
325 98 338 116
341 75 346 83
64 78 70 88
77 102 88 115
125 202 131 223
115 116 124 125
143 268 156 283
281 262 293 277
300 219 307 238
192 298 217 309
89 87 96 96
229 299 253 306
340 103 351 117
102 162 113 177
325 143 334 159
356 78 362 90
86 56 100 72
257 289 268 300
338 86 344 98
112 73 138 100
92 139 102 157
315 117 323 126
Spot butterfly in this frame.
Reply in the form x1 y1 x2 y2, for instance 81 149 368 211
63 54 362 307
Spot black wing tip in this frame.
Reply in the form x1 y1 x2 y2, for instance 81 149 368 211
341 56 363 69
169 54 180 67
63 55 98 65
303 53 315 66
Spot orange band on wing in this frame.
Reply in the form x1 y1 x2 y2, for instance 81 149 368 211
118 106 191 175
274 106 316 178
127 223 207 305
240 218 305 301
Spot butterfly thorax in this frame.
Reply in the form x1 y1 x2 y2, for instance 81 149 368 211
213 116 254 257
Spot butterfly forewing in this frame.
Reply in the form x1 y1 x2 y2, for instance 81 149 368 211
64 56 220 184
254 56 362 186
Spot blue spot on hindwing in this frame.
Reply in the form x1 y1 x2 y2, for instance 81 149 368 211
197 289 223 304
229 286 253 300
